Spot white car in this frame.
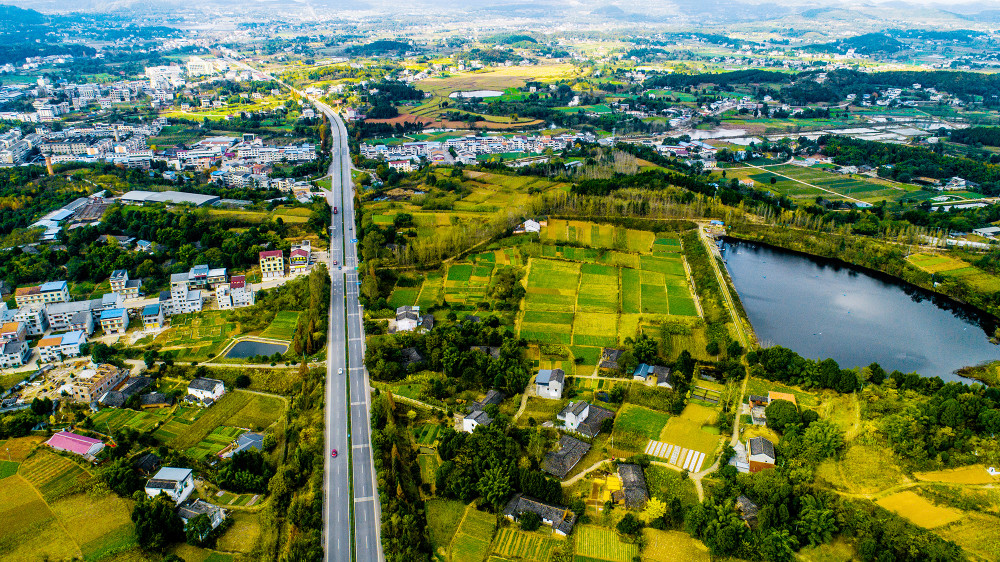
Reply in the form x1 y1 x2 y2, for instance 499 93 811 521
338 368 343 375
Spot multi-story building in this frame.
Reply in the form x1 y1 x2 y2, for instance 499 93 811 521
99 308 129 334
73 364 128 403
142 304 164 330
36 330 87 363
2 306 48 336
109 269 143 300
289 240 311 274
259 250 285 279
45 299 100 334
14 281 70 308
215 275 254 310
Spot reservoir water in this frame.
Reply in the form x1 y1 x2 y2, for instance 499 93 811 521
226 340 288 359
723 239 1000 381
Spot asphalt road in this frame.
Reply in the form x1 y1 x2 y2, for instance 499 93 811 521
323 109 383 562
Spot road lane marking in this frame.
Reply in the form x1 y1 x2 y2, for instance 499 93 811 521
354 496 375 503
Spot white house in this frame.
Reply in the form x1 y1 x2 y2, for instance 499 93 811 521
535 368 564 399
557 401 590 432
748 437 776 473
462 409 492 433
178 498 227 537
144 467 195 504
188 377 225 402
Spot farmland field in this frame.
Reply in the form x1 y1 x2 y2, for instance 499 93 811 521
937 512 1000 561
491 528 559 561
19 449 91 501
450 505 497 562
614 404 671 440
815 444 907 495
427 498 467 552
907 253 1000 293
260 310 300 341
186 426 245 461
90 407 172 433
914 465 1000 485
642 529 709 562
735 163 929 205
153 311 238 361
658 403 721 464
876 491 963 528
573 525 639 562
158 391 285 449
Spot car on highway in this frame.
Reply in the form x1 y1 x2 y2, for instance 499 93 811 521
333 206 338 214
331 449 338 458
338 368 343 375
334 260 338 265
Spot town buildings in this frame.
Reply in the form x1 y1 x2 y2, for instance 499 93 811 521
15 281 70 308
259 250 285 279
36 330 87 362
73 364 129 404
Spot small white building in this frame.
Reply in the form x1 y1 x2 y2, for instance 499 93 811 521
462 409 492 433
145 467 195 504
535 368 564 399
188 377 225 402
557 401 590 432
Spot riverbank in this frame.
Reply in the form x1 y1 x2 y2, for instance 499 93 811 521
725 223 1000 323
957 361 1000 387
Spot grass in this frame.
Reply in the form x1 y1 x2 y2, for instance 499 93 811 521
573 525 639 562
450 505 496 562
259 310 300 341
614 404 671 440
744 377 818 407
427 498 466 552
815 444 907 495
214 512 262 553
907 252 1000 293
0 460 17 479
796 537 858 562
641 529 709 562
876 491 963 528
937 512 1000 561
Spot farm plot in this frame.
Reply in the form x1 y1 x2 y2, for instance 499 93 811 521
186 426 245 461
572 312 618 347
19 450 91 501
90 406 172 433
427 498 467 552
876 491 963 528
260 310 300 341
492 528 559 561
415 423 442 445
159 391 284 450
450 505 497 562
614 404 671 440
0 475 80 561
749 164 913 203
907 253 1000 293
642 529 709 562
50 491 137 559
444 262 496 306
574 525 639 562
577 264 620 313
154 311 239 361
418 454 439 492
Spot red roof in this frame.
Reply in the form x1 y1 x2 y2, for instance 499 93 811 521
259 250 283 259
46 431 103 456
230 275 245 289
290 248 309 257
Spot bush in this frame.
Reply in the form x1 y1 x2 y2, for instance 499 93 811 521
235 374 251 388
520 511 541 531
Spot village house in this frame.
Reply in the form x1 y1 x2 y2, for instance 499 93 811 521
142 304 164 330
14 280 70 308
502 494 578 536
543 435 591 479
557 401 615 438
632 363 672 388
289 240 311 274
178 498 227 537
747 437 776 473
462 409 492 433
616 463 649 510
109 269 143 300
99 308 129 334
188 377 226 403
535 368 565 399
35 330 87 362
45 430 104 458
395 306 421 332
145 467 195 504
73 364 129 403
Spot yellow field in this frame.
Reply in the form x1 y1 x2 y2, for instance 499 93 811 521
642 529 709 562
937 511 1000 560
914 465 1000 485
0 475 81 560
417 64 579 96
0 436 44 461
50 492 134 548
907 253 969 274
815 444 907 495
659 403 721 462
876 491 963 528
796 537 858 562
215 512 262 553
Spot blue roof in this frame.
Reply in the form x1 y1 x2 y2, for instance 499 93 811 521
137 239 151 247
142 304 160 316
191 264 209 277
40 281 67 292
61 330 85 345
536 369 552 384
634 363 653 378
100 308 126 320
50 209 74 221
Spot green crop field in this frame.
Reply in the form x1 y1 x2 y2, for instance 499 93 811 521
260 310 300 341
388 287 421 308
742 163 921 205
450 506 497 562
492 528 559 561
659 403 722 464
574 525 639 562
90 407 172 433
19 450 91 501
186 426 245 461
159 391 285 449
614 404 671 440
427 498 467 552
154 311 239 361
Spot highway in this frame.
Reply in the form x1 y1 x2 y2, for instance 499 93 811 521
323 107 383 562
217 56 382 560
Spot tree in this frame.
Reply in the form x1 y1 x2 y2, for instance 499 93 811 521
764 399 799 433
801 419 844 461
99 458 140 497
617 513 644 536
519 510 541 531
770 176 778 185
235 374 251 388
185 513 213 546
797 495 837 546
643 497 666 522
143 349 159 369
131 492 184 551
478 465 512 511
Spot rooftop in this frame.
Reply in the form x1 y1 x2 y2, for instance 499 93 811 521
188 377 224 391
150 466 193 483
99 308 126 321
543 435 591 479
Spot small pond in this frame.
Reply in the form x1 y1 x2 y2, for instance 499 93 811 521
225 340 288 359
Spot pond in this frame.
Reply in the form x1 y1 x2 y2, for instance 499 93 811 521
449 90 504 99
225 340 288 359
723 239 1000 381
